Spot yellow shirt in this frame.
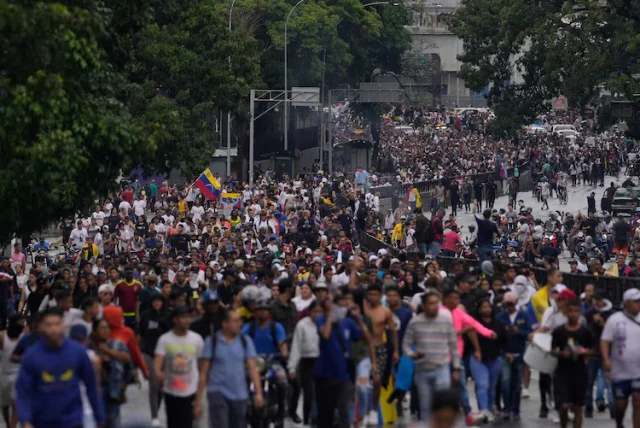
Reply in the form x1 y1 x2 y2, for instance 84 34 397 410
178 200 188 215
391 223 404 241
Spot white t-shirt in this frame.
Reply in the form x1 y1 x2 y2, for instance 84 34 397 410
92 211 106 227
119 201 132 213
133 200 146 217
601 311 640 381
155 330 204 397
69 228 88 248
191 205 205 222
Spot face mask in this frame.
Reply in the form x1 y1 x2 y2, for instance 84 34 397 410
332 306 348 323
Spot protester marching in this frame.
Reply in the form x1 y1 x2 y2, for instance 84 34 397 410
2 106 640 428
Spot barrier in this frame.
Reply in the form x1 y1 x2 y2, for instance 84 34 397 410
370 162 531 201
358 232 639 307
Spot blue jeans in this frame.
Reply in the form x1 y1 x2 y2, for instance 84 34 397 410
585 357 613 410
501 356 524 416
457 361 472 415
470 355 503 412
478 245 493 263
414 365 451 422
418 242 427 255
354 358 373 421
429 241 442 258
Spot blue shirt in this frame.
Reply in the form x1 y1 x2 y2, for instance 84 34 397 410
241 321 286 356
16 338 105 427
202 332 257 400
392 306 413 353
313 315 362 381
145 238 161 249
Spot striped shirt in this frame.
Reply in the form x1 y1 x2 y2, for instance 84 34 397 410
402 310 460 371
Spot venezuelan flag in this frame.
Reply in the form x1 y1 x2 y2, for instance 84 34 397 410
195 168 221 200
221 192 242 207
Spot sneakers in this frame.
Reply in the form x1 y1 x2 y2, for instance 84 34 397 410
151 419 161 428
465 412 486 426
597 402 607 413
522 387 531 399
482 410 495 423
366 410 378 426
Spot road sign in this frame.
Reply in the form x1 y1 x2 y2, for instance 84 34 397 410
291 87 320 107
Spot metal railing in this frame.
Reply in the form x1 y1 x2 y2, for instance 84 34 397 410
369 162 530 200
358 231 639 307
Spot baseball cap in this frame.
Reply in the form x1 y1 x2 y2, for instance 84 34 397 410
552 284 567 294
314 280 328 290
378 249 388 257
557 289 577 301
202 290 220 303
369 255 378 262
623 288 640 303
390 258 400 265
503 291 518 304
69 324 89 342
98 284 113 294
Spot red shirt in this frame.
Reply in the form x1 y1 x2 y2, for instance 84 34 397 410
120 190 134 204
114 279 142 314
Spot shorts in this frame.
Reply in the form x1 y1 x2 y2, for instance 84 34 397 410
0 373 17 406
554 371 587 408
373 343 388 380
612 378 640 400
613 241 629 255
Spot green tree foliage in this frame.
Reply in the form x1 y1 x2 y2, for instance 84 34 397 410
0 1 151 243
129 0 263 177
450 0 640 136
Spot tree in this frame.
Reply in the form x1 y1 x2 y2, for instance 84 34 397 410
450 0 640 136
0 1 151 243
130 0 264 178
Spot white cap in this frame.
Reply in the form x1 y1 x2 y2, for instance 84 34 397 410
623 288 640 303
390 258 400 264
378 249 388 257
552 284 567 293
369 255 378 262
272 263 286 272
98 284 113 294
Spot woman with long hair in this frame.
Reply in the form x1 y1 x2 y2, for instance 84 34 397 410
18 271 40 315
469 300 507 422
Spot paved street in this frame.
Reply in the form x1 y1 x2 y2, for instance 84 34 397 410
111 372 628 427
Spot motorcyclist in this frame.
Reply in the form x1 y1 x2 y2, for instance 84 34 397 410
80 236 99 262
241 299 288 428
580 236 600 259
238 284 261 324
33 238 51 251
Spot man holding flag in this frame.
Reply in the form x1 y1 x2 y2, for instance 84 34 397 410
195 168 221 201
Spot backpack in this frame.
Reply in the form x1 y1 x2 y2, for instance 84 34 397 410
248 320 280 355
209 329 248 362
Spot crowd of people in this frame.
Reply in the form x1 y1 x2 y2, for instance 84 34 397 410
1 106 640 428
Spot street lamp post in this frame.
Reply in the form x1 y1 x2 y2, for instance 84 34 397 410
226 0 237 179
284 0 305 152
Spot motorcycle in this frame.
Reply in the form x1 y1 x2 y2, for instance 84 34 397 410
247 355 282 428
596 233 611 260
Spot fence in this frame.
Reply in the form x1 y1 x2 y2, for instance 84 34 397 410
369 162 532 201
358 232 639 307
